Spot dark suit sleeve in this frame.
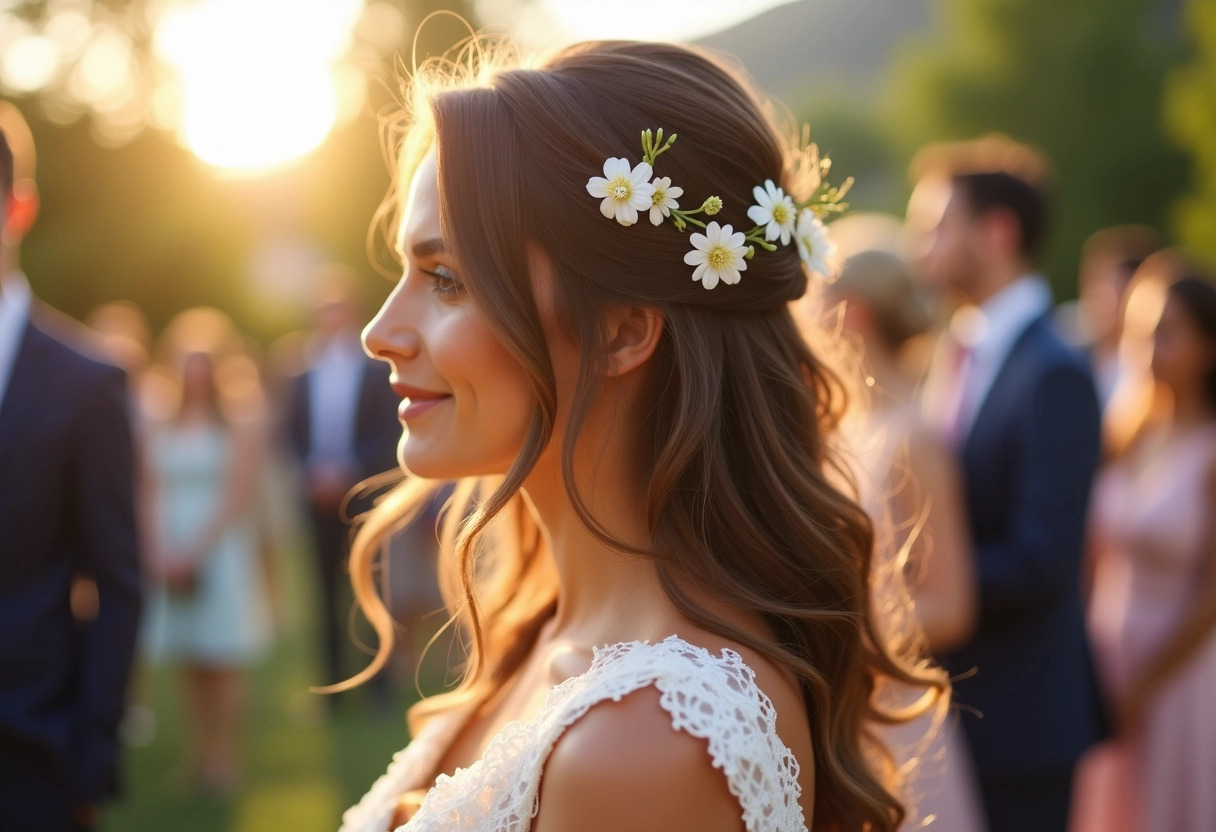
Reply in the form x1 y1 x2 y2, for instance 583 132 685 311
975 363 1100 616
74 366 142 802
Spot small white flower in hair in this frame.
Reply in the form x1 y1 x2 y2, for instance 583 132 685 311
684 221 749 290
746 179 797 245
648 176 683 226
795 208 837 278
586 157 656 226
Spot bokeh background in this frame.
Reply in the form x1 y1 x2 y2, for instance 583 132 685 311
1 0 1213 829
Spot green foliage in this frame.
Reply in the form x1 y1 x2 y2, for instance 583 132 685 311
1165 0 1216 268
885 0 1189 297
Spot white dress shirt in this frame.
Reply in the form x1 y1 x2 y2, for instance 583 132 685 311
307 332 365 468
0 272 32 413
950 275 1054 441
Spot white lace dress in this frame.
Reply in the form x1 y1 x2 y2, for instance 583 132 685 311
339 636 806 832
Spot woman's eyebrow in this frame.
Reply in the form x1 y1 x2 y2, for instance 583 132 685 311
410 238 447 259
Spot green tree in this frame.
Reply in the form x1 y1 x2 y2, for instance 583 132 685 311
886 0 1188 297
1165 0 1216 268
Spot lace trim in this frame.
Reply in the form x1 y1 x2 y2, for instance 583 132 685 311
342 635 806 832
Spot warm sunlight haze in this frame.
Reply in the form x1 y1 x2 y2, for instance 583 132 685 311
154 0 363 174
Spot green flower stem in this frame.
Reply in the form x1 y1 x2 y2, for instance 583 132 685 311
670 209 707 230
641 127 677 166
743 226 778 252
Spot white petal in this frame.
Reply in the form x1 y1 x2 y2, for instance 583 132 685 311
600 197 616 219
731 252 749 271
602 158 621 179
650 205 665 226
692 262 709 284
701 267 720 290
689 231 710 252
747 205 771 226
764 179 782 202
652 176 671 189
721 266 741 285
617 204 638 225
666 185 684 199
629 161 654 185
684 248 708 265
587 177 610 198
778 225 792 246
764 220 781 242
752 185 772 208
726 230 746 249
628 183 655 210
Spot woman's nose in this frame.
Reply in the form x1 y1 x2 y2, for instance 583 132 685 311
362 278 421 363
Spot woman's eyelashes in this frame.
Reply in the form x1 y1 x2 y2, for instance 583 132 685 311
421 265 464 300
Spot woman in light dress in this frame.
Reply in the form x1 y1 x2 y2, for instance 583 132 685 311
143 342 270 795
825 250 986 832
1071 256 1216 832
337 39 948 832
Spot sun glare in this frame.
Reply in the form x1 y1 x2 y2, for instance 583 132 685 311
155 0 363 174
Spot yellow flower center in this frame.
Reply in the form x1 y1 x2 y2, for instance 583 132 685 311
771 202 791 225
610 176 631 201
707 245 733 270
651 188 666 207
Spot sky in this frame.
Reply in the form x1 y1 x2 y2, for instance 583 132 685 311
481 0 800 47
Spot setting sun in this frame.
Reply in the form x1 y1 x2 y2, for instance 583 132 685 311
154 0 363 173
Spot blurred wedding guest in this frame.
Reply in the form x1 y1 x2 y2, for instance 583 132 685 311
285 267 400 694
825 250 985 832
0 107 141 831
1057 226 1163 408
1070 255 1216 832
909 135 1105 832
142 312 270 797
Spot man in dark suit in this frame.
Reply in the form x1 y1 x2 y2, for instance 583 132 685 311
0 108 142 831
911 136 1105 832
285 268 400 696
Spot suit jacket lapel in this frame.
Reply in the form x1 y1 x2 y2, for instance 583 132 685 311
962 317 1042 458
0 320 51 467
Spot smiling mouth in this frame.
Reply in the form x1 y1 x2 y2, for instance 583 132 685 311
398 395 451 421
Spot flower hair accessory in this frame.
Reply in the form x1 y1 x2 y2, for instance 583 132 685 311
585 128 850 290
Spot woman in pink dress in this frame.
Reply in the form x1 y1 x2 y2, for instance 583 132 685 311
1073 259 1216 832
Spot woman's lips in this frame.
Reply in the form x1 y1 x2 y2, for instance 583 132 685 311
391 382 451 422
398 396 449 421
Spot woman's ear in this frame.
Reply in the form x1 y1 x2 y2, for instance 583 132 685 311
604 305 664 378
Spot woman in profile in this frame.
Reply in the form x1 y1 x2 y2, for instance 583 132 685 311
339 39 944 832
1072 255 1216 832
142 318 270 796
824 250 984 832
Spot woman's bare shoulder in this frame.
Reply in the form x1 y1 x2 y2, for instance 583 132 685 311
532 685 745 832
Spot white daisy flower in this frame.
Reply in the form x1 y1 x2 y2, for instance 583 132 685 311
683 221 749 290
648 176 684 226
794 208 838 278
586 158 655 226
746 179 797 245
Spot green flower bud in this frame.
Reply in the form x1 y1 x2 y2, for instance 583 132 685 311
703 196 723 216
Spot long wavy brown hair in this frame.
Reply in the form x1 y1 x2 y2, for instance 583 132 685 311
341 37 946 832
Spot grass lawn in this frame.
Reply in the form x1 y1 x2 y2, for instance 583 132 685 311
101 534 453 832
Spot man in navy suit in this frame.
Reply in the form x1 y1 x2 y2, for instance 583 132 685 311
0 108 142 830
285 269 400 696
911 136 1105 832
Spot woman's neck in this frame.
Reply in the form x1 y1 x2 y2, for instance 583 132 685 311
522 436 669 648
1169 382 1216 433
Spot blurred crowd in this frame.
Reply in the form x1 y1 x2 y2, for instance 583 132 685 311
2 104 1215 832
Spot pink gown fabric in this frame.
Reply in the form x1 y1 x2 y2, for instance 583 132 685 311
1072 426 1216 832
